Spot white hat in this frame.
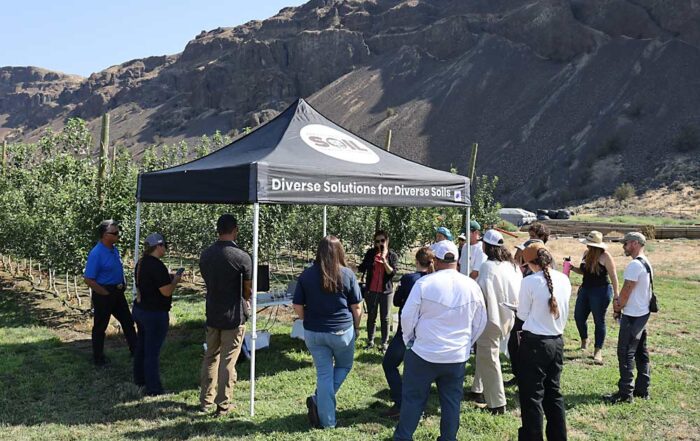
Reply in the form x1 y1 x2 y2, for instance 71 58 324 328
482 230 504 247
579 230 607 249
431 240 459 262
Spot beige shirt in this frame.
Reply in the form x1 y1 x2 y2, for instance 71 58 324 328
476 260 523 336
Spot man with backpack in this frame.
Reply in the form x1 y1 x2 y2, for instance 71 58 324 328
605 232 653 403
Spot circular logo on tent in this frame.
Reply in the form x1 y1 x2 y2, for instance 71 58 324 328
300 124 380 164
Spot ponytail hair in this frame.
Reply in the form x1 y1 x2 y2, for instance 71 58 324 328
531 248 560 318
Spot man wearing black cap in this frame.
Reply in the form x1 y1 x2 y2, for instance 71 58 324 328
83 219 137 366
199 214 253 415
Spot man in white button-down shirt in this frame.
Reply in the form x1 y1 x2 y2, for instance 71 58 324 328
394 241 487 441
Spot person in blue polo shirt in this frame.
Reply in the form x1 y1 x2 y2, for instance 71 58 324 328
83 219 137 366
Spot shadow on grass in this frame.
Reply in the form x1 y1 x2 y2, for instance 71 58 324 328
121 404 400 440
356 350 384 364
566 393 607 409
0 285 313 429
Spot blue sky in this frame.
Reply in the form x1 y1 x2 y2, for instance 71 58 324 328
2 0 307 77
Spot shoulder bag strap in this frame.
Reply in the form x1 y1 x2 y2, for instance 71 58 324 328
635 256 654 293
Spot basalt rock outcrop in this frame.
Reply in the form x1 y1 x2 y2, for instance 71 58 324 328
2 0 700 206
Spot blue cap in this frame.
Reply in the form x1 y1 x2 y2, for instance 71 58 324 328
435 227 453 241
470 220 481 231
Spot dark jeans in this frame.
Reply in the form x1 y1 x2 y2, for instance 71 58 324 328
394 350 465 441
382 328 407 406
92 288 137 361
617 314 650 397
366 291 393 345
133 305 169 394
508 317 524 379
517 333 567 441
574 284 613 349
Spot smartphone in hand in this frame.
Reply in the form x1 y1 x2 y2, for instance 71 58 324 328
176 267 185 276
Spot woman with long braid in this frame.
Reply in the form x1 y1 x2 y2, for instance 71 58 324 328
516 242 572 441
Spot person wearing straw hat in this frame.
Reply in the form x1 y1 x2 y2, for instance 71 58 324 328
570 231 619 363
469 230 522 414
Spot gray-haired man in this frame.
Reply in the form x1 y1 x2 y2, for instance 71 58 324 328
605 232 652 403
84 220 137 366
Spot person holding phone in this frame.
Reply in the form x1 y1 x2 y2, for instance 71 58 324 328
358 230 398 351
133 233 181 396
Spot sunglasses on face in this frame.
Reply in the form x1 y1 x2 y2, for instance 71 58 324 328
375 238 386 244
106 231 120 236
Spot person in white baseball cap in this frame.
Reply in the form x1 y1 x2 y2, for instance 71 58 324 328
469 230 522 414
395 236 486 441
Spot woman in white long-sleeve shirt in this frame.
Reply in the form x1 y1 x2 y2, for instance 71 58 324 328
470 230 522 414
516 242 571 441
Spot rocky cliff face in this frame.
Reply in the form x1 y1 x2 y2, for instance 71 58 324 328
2 0 700 207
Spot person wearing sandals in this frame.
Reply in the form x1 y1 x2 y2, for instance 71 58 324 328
381 247 434 418
517 242 571 441
570 231 619 363
133 233 181 396
293 236 363 429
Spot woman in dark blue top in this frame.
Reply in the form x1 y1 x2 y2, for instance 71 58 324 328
293 235 362 429
381 246 434 418
133 233 181 396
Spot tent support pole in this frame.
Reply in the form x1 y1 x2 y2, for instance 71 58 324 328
323 206 327 237
132 201 142 301
465 206 471 276
250 202 260 417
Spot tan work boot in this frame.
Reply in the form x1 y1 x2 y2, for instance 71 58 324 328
580 338 588 350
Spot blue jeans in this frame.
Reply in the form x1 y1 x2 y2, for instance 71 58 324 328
394 350 466 441
133 306 169 395
382 328 406 406
574 284 612 349
304 326 355 428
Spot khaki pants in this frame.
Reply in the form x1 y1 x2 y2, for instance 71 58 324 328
471 323 507 408
200 325 246 409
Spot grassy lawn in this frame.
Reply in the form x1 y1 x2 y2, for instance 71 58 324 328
571 214 700 226
1 274 699 440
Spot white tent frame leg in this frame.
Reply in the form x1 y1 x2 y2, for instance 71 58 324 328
465 206 471 276
323 206 327 237
250 202 260 416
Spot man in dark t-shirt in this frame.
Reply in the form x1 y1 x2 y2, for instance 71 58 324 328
198 214 252 415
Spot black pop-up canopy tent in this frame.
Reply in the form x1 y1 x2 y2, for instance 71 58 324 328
134 98 472 415
138 99 469 206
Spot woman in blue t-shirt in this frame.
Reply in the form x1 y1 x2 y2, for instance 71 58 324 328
293 235 363 429
381 246 433 418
